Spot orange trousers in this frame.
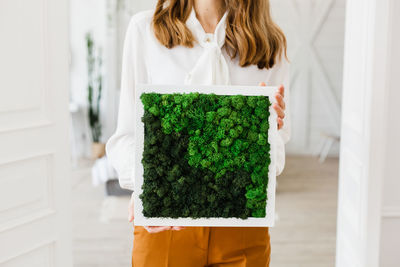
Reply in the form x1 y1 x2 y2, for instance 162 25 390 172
132 226 270 267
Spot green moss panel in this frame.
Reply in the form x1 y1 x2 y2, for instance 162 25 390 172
140 92 271 218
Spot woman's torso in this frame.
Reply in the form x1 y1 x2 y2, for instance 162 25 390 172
130 10 286 87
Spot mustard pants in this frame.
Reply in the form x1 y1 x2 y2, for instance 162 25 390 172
132 226 270 267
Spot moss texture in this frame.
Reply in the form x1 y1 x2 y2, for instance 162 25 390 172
140 92 271 218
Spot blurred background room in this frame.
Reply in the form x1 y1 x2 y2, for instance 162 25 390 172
69 0 344 266
1 0 399 266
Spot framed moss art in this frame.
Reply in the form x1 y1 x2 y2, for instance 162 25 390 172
134 84 278 227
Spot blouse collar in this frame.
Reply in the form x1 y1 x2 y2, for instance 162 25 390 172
186 7 229 48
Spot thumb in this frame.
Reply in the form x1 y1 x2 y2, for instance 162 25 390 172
128 192 134 222
128 209 134 222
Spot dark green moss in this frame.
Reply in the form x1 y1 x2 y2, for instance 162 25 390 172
140 93 271 218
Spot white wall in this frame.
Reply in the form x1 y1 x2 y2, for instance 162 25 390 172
69 0 108 157
70 0 107 108
270 0 346 155
69 0 156 158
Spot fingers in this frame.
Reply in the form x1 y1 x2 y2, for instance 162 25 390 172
171 226 186 231
259 82 285 98
144 226 185 233
278 84 285 97
261 83 285 111
128 192 134 222
273 103 285 119
144 226 172 233
275 93 285 110
259 82 285 130
275 85 286 130
128 211 134 222
277 117 284 130
128 202 134 222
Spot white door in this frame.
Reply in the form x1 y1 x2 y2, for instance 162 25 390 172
336 0 390 266
0 0 72 266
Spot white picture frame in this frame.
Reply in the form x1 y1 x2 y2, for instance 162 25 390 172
134 84 278 227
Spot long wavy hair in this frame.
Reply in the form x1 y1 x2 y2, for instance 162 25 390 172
152 0 287 69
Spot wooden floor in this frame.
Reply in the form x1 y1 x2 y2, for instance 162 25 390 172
270 156 338 267
72 156 338 267
71 161 133 267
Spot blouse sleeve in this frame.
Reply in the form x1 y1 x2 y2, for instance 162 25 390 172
272 57 291 176
105 17 146 191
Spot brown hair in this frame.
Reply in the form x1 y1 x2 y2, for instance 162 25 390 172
152 0 287 69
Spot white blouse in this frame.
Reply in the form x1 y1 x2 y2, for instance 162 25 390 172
106 8 291 191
